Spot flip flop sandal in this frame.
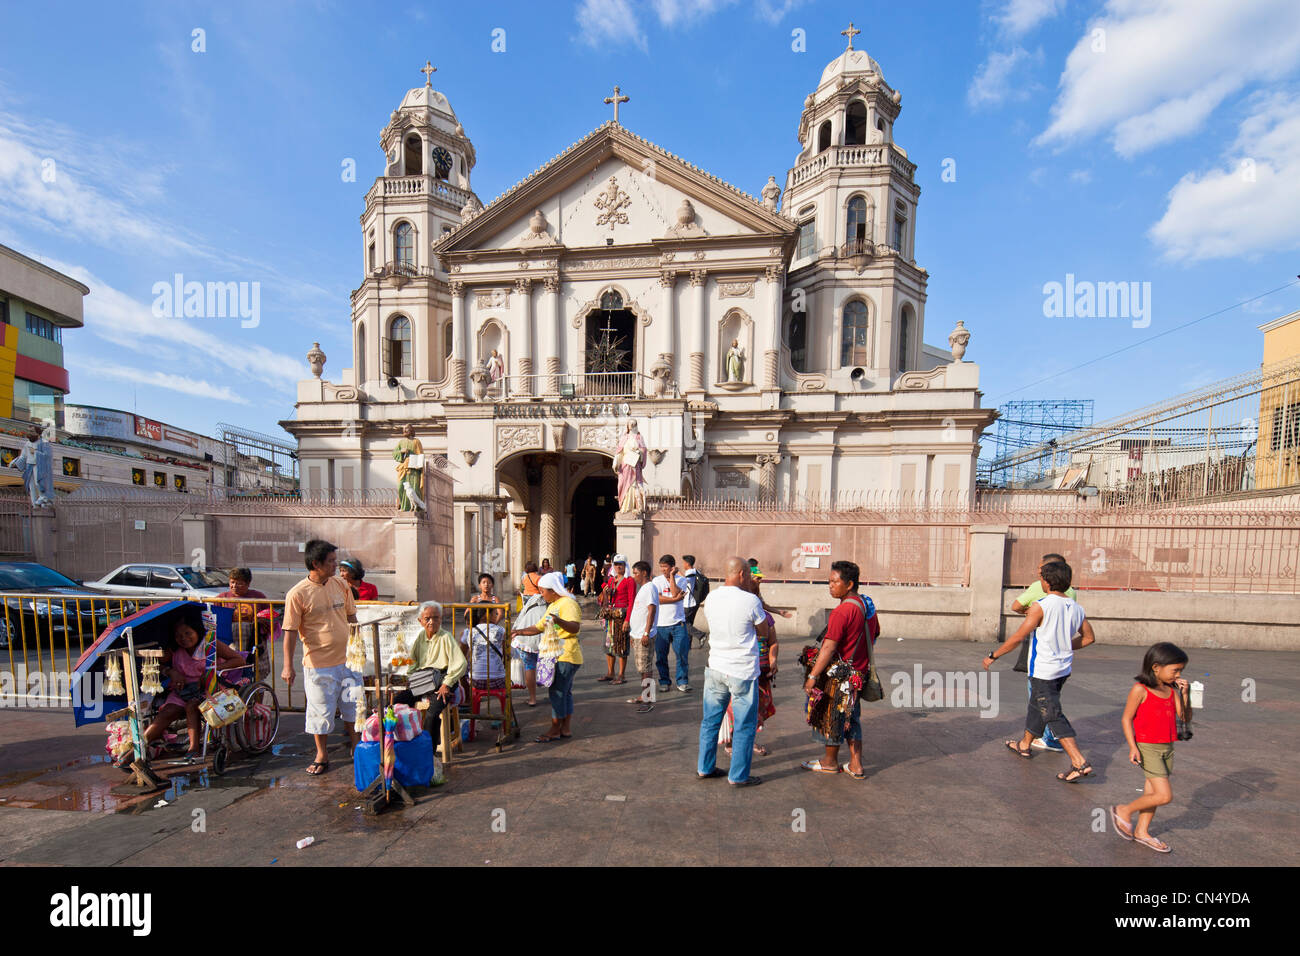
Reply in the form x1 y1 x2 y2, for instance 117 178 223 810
534 734 562 743
841 763 866 779
1134 834 1171 853
1057 762 1094 783
1005 740 1033 759
801 759 841 773
611 678 626 685
1110 806 1134 841
305 761 330 775
596 676 613 682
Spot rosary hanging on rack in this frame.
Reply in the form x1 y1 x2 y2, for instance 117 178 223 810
139 649 164 695
104 652 125 696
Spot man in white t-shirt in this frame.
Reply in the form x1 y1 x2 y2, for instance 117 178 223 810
696 556 766 787
653 554 696 693
625 560 660 710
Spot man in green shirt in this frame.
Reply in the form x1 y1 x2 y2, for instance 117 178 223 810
1009 552 1077 752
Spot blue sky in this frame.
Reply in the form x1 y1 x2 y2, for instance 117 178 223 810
1 0 1298 443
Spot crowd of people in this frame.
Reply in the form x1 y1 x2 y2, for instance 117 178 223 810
263 539 1190 852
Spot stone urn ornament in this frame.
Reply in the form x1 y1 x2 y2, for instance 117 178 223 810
469 361 491 402
529 209 547 238
307 342 326 379
948 321 970 363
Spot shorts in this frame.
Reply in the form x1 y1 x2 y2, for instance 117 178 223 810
522 651 538 670
1137 741 1174 778
812 694 862 746
633 633 655 674
303 664 361 735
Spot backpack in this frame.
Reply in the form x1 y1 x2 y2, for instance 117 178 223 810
690 571 710 605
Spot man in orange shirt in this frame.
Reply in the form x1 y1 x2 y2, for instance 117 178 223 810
282 539 360 775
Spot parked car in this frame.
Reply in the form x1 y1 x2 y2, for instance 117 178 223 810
91 564 230 600
0 562 130 650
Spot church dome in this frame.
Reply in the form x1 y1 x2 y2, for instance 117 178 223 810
819 48 883 89
398 84 455 118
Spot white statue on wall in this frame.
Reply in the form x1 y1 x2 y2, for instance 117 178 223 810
612 420 648 515
726 339 746 383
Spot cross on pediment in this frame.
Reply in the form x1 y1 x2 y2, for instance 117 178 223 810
841 22 860 51
603 85 629 124
420 60 437 86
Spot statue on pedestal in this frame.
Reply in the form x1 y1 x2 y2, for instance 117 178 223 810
393 425 426 511
726 339 746 383
11 425 54 507
612 420 648 515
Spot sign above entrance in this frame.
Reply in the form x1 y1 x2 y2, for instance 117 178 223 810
494 402 631 419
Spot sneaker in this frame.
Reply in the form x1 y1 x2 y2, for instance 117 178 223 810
677 683 691 693
658 682 671 692
1031 737 1065 753
729 775 762 787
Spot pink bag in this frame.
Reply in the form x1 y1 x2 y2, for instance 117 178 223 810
391 704 422 741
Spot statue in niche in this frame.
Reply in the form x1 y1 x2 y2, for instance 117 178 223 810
726 338 746 383
487 348 505 383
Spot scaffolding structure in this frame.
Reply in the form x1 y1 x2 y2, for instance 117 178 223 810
981 399 1095 487
988 355 1300 504
216 422 299 495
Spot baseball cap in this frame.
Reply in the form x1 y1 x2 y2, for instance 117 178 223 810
612 554 628 565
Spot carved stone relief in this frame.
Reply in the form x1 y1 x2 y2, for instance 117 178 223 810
497 424 543 456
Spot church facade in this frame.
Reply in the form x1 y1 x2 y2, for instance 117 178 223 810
284 39 995 592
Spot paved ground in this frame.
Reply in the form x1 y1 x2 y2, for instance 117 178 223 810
1 620 1297 867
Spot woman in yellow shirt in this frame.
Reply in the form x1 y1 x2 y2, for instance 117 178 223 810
515 572 583 742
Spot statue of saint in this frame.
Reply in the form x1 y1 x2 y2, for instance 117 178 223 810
487 348 505 383
612 420 648 515
12 425 54 507
393 424 425 511
726 339 746 383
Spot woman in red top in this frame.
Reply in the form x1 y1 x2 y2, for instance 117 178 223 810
1112 642 1190 853
598 556 636 684
339 558 378 601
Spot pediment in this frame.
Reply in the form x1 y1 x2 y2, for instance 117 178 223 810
434 123 794 257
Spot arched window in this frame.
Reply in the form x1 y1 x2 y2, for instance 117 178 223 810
356 321 366 382
846 196 869 250
840 300 868 367
898 305 913 372
788 312 807 373
600 289 623 311
443 321 454 366
845 102 868 146
892 201 908 255
394 222 414 272
387 315 412 378
404 135 423 175
817 120 832 153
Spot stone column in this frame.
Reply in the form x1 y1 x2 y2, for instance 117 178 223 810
513 278 534 397
509 509 528 598
968 524 1009 641
763 265 782 394
538 456 559 567
449 281 468 399
658 269 677 382
757 454 781 502
543 276 561 395
689 269 707 392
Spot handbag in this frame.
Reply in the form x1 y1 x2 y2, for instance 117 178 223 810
535 653 556 688
1175 682 1193 741
407 667 440 697
510 652 526 687
852 595 884 703
199 688 247 728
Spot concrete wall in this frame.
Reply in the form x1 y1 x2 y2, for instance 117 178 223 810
691 581 1300 652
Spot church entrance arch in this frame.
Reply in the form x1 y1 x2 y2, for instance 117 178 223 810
570 473 617 570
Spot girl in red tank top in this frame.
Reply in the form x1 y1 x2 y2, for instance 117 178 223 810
1113 642 1190 854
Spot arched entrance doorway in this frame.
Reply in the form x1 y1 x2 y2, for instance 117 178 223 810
570 473 617 568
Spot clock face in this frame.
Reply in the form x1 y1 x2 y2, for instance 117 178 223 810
432 146 453 176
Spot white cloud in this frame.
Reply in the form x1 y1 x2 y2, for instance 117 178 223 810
753 0 809 24
75 357 250 405
1149 93 1300 262
50 261 306 392
576 0 648 51
1068 168 1092 184
1037 0 1300 155
968 47 1039 107
651 0 737 27
995 0 1065 38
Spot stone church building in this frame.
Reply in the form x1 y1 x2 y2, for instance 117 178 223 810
284 37 995 592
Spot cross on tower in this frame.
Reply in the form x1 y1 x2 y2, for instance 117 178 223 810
841 21 860 50
420 60 437 87
603 85 630 125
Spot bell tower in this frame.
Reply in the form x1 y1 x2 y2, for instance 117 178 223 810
352 62 481 390
782 24 928 389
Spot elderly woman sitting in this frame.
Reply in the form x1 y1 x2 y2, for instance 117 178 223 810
393 601 466 734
